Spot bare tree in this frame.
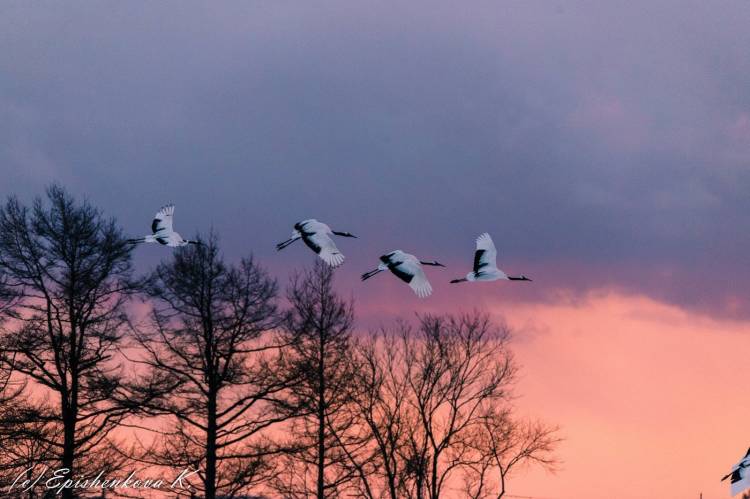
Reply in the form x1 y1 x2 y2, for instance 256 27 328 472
272 262 362 499
127 234 291 499
339 313 557 499
0 185 138 499
0 358 57 499
343 327 412 499
400 313 516 499
462 407 560 499
0 271 57 498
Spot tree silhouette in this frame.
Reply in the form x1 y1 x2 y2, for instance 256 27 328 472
0 185 138 499
339 313 559 499
272 262 362 499
462 407 559 499
127 234 292 499
0 186 560 499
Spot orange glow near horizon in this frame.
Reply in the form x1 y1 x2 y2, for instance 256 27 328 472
482 291 750 499
16 288 750 498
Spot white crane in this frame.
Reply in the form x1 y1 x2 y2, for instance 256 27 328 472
723 447 750 496
276 219 357 267
361 250 445 298
450 233 531 283
128 204 199 247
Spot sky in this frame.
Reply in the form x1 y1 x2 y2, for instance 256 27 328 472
2 1 750 497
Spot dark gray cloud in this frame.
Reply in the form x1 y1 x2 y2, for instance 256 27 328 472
1 1 749 317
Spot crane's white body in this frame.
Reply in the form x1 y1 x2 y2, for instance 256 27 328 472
132 205 194 247
278 219 355 267
452 233 530 283
362 250 440 298
466 233 505 281
723 448 750 496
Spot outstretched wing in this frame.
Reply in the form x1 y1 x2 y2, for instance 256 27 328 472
152 205 174 234
390 255 432 298
296 220 344 267
294 219 316 232
315 234 345 267
407 264 432 298
380 250 402 265
473 233 498 273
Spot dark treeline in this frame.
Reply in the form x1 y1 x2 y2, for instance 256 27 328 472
0 186 559 499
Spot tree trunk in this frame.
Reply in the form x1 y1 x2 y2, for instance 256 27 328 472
206 386 218 499
316 337 326 499
62 363 78 499
430 453 439 499
496 471 506 499
62 289 78 499
387 469 397 499
61 404 76 499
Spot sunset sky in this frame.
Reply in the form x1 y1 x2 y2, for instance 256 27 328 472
2 1 750 497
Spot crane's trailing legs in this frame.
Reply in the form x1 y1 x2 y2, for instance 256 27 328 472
361 265 386 281
276 233 301 251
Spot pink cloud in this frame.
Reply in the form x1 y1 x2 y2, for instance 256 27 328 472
728 113 750 143
568 95 649 149
495 292 750 499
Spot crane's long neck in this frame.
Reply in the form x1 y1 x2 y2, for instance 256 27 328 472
332 230 357 238
420 261 444 267
508 275 531 281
